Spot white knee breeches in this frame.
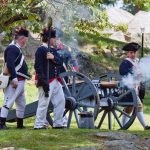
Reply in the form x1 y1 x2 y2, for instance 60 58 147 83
34 79 65 128
0 80 26 118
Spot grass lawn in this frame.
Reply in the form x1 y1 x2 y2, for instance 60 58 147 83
0 81 150 150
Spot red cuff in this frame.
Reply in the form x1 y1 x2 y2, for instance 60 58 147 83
72 66 78 71
35 74 38 80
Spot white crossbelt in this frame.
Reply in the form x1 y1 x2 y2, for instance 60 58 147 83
15 55 24 72
9 41 30 80
16 72 31 80
125 58 139 67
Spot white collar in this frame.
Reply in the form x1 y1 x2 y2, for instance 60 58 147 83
125 57 139 62
9 40 21 49
41 43 48 48
125 58 139 66
15 42 21 49
41 43 56 49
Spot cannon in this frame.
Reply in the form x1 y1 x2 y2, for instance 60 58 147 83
59 71 138 130
59 71 100 128
93 73 138 130
4 71 138 130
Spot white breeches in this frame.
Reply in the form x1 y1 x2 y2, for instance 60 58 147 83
0 80 26 118
34 79 65 128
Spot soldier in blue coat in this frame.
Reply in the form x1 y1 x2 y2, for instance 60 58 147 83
119 42 150 130
56 38 79 72
34 27 66 129
0 26 30 130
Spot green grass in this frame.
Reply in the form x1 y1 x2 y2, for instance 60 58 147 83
78 32 126 47
142 92 150 114
0 127 100 150
0 84 150 149
0 81 38 105
90 54 120 71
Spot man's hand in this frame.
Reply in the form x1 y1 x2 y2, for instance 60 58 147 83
47 52 54 60
11 78 18 88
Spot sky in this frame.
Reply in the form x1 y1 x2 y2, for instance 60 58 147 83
115 0 124 7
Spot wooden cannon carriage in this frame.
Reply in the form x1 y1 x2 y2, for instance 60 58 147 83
4 71 138 130
59 71 137 130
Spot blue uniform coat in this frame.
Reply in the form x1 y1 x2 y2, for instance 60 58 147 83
34 46 63 81
119 59 133 76
4 45 28 80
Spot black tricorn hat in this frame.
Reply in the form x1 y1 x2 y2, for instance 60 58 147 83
122 42 141 52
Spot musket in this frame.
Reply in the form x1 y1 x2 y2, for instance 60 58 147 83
46 16 53 83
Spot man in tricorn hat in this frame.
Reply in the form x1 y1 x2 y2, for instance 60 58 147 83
0 26 30 130
119 42 150 130
34 27 66 129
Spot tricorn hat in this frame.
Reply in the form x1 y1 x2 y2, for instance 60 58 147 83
122 42 141 52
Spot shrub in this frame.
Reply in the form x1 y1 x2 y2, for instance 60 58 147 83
114 24 128 33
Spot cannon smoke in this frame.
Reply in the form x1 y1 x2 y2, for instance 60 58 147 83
122 55 150 89
45 2 97 70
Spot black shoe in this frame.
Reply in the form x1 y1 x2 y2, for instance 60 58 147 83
144 126 150 130
52 126 67 129
17 118 24 129
0 124 8 130
0 117 7 130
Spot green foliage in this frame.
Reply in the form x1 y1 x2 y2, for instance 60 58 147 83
97 41 103 49
0 0 44 34
51 0 111 39
0 46 3 53
106 43 114 51
78 32 125 47
75 9 110 36
77 0 102 6
123 0 150 13
90 53 120 71
144 48 150 55
102 0 117 6
114 23 128 33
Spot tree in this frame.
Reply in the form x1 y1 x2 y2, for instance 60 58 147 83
44 0 111 37
0 0 106 34
102 0 117 6
0 0 46 34
123 0 150 14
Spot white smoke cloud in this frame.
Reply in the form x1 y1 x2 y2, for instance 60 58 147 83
45 1 95 49
122 55 150 88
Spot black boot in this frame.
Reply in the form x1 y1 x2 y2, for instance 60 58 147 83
17 118 24 129
0 117 7 130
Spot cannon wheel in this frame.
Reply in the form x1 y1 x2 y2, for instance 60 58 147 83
95 73 138 130
59 71 100 128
